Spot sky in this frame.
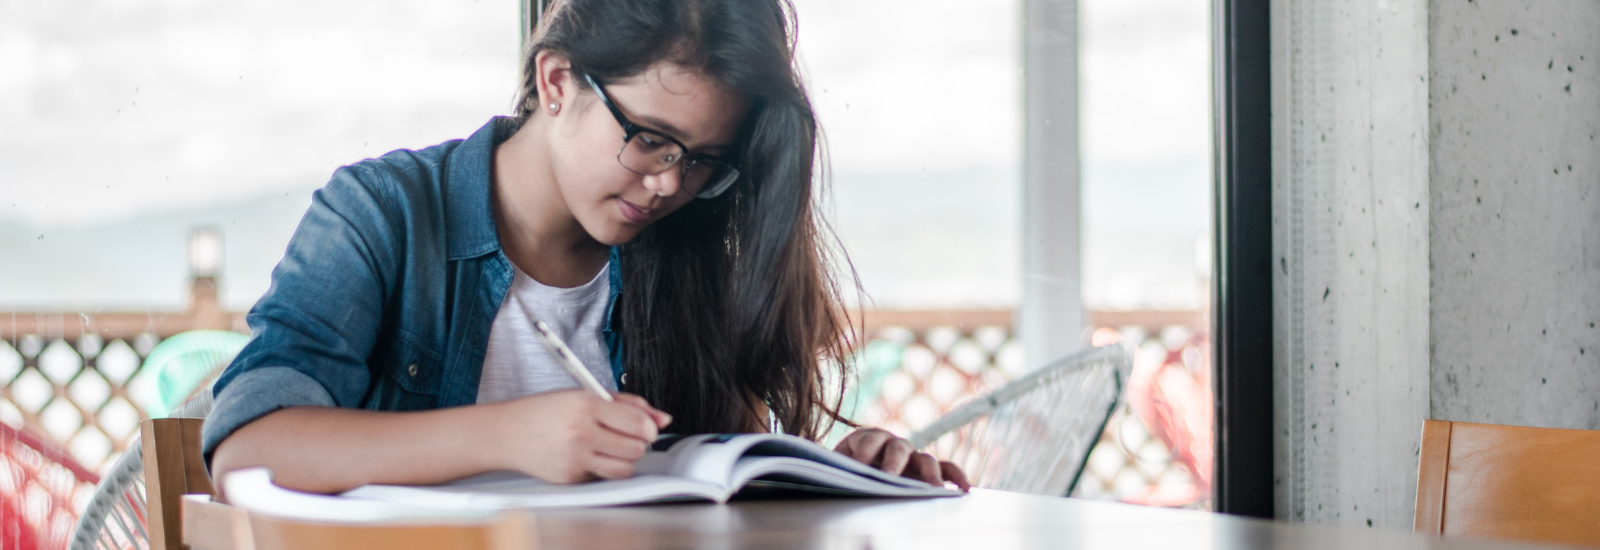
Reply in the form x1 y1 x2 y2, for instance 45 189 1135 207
0 0 1211 312
0 0 522 226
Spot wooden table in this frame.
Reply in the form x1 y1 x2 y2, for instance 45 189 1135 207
519 490 1562 549
188 490 1575 550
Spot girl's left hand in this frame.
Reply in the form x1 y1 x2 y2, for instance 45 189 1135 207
834 428 972 492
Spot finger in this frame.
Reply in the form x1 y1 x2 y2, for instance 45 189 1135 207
834 428 875 454
878 438 915 476
585 452 637 480
846 430 895 466
940 461 972 492
833 431 857 454
612 393 673 429
594 401 659 442
588 426 652 461
905 452 943 485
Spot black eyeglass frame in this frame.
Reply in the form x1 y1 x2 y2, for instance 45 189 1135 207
581 72 741 199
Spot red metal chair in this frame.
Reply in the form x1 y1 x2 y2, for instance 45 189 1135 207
1124 337 1213 507
1 423 102 550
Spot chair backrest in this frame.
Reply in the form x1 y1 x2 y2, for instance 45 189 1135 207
183 497 532 550
1414 419 1600 547
72 392 216 550
136 329 249 419
144 417 216 550
909 345 1128 496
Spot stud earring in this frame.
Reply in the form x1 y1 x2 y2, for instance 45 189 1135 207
548 102 560 113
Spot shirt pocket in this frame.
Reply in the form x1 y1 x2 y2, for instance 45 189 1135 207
383 331 446 400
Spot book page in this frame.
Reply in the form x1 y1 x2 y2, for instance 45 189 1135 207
343 473 730 509
729 456 959 497
741 438 935 488
643 433 960 497
225 467 498 522
635 433 780 487
332 433 960 511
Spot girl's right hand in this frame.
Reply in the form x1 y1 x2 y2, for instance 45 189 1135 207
485 390 672 483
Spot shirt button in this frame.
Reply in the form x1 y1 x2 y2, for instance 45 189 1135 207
407 364 419 377
620 373 628 385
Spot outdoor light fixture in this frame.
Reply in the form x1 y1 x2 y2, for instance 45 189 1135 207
188 227 222 278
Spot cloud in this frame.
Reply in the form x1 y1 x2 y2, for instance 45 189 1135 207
0 0 520 228
1080 0 1212 164
793 0 1022 172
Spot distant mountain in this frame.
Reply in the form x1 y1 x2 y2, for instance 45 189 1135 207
0 162 1208 312
0 187 316 311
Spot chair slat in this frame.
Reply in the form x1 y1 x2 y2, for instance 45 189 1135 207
1415 419 1600 547
1412 420 1451 534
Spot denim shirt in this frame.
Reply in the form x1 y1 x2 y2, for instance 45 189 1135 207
201 117 626 462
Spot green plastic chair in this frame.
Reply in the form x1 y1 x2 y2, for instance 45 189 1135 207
132 330 250 419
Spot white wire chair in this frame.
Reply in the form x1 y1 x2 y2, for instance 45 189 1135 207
69 392 215 550
909 345 1129 497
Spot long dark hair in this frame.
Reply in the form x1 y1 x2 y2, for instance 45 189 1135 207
515 0 857 439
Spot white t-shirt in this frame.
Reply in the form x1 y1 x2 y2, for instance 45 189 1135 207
476 263 616 404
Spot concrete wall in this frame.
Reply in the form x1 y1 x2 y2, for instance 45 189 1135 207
1272 0 1600 530
1428 0 1600 430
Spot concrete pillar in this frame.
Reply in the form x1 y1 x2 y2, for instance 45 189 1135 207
1271 0 1432 528
1273 0 1600 530
1020 0 1084 369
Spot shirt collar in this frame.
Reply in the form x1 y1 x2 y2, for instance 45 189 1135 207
445 116 521 260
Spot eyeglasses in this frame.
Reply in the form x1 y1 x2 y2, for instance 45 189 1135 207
582 72 741 199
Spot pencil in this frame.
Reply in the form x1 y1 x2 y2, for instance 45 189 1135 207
531 320 615 401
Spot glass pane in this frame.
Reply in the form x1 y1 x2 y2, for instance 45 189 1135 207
796 0 1213 509
0 0 520 472
1078 0 1212 509
797 0 1022 309
1 0 520 310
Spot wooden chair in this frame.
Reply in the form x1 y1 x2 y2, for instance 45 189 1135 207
143 418 216 550
1414 419 1600 548
75 373 218 550
135 418 531 550
182 497 532 550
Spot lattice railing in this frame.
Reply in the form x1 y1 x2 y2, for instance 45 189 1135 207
844 311 1020 436
1 303 1211 509
1 334 160 473
0 275 243 475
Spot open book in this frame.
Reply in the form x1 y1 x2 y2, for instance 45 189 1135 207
339 433 960 509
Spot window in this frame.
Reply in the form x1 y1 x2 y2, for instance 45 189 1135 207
0 0 522 470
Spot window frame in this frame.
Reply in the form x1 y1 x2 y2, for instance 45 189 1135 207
1211 0 1275 519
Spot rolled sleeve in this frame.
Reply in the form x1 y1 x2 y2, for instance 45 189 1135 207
201 366 338 463
202 164 400 465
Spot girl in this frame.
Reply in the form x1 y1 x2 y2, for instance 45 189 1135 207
206 0 969 494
